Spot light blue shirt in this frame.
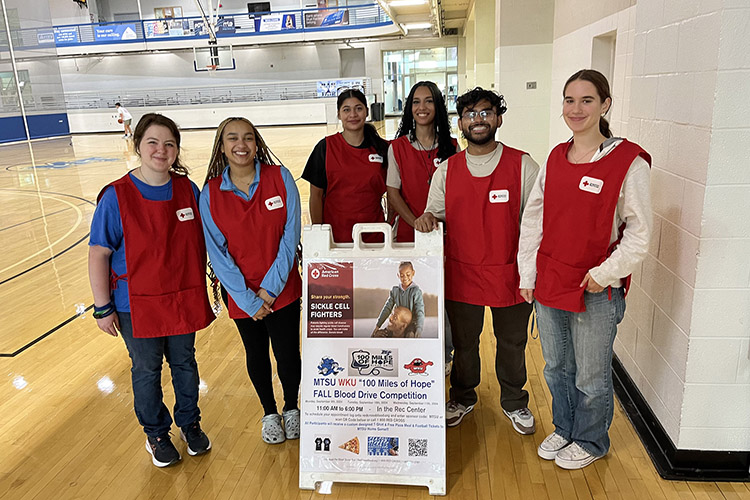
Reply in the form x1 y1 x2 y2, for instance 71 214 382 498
200 162 301 316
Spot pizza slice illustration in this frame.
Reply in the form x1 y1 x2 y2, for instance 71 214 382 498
339 436 359 454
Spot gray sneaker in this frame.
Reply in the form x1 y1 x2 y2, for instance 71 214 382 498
503 407 536 435
446 400 474 427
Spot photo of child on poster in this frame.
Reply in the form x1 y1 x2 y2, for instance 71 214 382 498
354 257 440 339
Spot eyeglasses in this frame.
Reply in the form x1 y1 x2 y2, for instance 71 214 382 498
462 109 496 121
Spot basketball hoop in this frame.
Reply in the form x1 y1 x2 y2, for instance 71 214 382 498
206 64 218 75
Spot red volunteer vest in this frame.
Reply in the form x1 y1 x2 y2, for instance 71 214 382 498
99 173 214 338
445 145 526 307
393 135 458 242
535 140 651 313
323 132 387 243
208 164 302 319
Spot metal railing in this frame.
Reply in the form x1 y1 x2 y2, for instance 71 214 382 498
14 4 390 50
63 77 371 110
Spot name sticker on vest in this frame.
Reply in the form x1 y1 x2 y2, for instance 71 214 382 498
265 195 284 211
579 176 604 194
176 208 194 221
368 154 384 163
489 189 509 203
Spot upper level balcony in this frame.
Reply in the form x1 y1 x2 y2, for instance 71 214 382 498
12 3 398 57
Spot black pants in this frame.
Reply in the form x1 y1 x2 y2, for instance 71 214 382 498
230 297 302 416
446 300 532 410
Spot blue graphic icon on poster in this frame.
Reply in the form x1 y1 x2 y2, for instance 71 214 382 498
367 437 398 456
317 356 344 376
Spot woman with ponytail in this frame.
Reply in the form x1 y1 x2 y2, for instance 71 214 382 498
517 69 652 469
200 117 302 445
302 89 389 243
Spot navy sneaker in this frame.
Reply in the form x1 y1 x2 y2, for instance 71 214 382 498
180 421 212 456
145 435 181 467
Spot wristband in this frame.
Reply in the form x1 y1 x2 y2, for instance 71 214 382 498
267 290 277 298
93 302 116 319
94 302 113 313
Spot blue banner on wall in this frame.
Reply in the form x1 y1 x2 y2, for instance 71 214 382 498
54 27 80 45
93 24 138 41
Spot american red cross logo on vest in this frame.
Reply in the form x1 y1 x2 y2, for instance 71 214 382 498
488 189 509 203
579 176 604 194
175 207 194 221
265 195 284 211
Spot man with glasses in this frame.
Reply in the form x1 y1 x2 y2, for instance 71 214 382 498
414 87 540 433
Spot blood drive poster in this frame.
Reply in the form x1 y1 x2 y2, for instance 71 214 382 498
300 256 445 481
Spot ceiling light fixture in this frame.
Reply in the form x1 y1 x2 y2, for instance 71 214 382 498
389 0 427 6
402 22 432 30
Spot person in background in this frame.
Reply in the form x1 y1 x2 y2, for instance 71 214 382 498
115 102 133 138
88 113 213 468
518 69 652 470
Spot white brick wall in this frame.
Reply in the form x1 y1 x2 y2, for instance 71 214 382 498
629 0 750 451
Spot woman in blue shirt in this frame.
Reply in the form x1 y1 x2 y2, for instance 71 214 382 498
200 117 302 445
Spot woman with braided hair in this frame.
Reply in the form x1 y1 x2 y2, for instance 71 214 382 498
200 117 302 445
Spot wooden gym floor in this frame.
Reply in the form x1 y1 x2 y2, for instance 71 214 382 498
0 122 747 500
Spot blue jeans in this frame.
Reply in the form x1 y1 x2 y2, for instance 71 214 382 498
535 289 625 457
118 312 201 438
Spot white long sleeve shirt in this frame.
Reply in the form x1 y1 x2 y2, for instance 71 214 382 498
517 139 652 289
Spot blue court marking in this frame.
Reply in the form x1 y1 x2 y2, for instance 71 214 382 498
6 157 120 172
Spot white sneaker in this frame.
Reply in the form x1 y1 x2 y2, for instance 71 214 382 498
502 407 536 435
537 432 570 460
554 442 602 469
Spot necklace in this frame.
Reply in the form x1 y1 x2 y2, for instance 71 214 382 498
413 134 438 185
466 148 498 167
569 143 601 164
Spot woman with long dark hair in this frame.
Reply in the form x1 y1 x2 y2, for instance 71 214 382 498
518 69 652 469
387 81 459 375
200 117 302 445
387 81 458 243
302 89 389 243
